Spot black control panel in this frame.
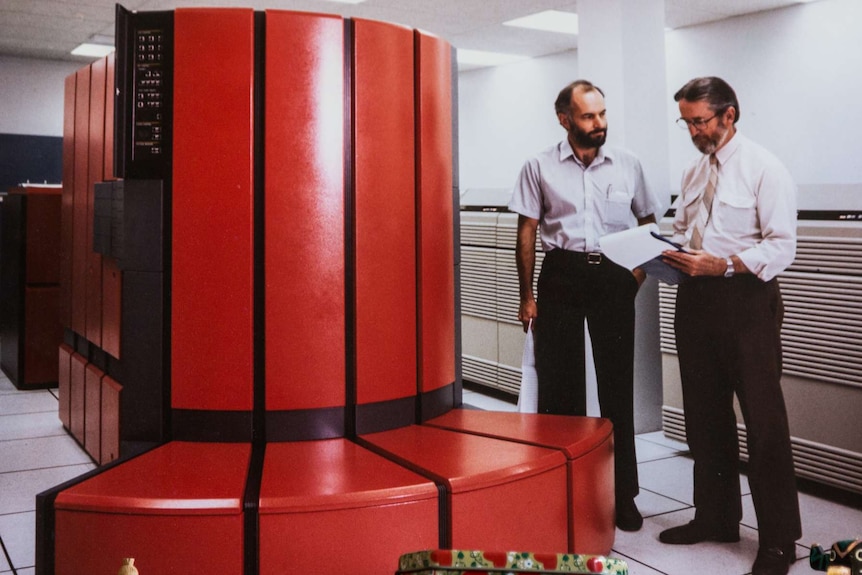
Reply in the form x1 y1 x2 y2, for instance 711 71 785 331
115 5 173 179
133 29 167 161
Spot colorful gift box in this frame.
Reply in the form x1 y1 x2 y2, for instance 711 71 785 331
397 550 628 574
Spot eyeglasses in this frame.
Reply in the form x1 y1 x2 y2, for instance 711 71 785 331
675 113 718 131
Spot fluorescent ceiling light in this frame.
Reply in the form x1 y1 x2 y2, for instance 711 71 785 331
71 43 115 58
457 49 528 68
504 10 579 35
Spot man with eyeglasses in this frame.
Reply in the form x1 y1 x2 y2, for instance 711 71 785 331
660 76 801 575
508 79 662 532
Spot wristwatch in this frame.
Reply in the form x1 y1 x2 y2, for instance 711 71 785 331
724 257 735 278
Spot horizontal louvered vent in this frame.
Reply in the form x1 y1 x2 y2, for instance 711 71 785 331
780 271 862 387
662 407 862 494
498 364 522 395
460 246 498 318
462 355 498 389
658 234 862 390
789 235 862 275
459 213 498 246
460 213 543 396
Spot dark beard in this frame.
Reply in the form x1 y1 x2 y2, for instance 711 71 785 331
691 119 728 155
572 126 607 149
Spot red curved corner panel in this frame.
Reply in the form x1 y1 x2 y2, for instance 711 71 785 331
86 57 106 347
265 11 346 411
60 73 76 329
352 18 417 406
54 442 249 574
415 31 455 394
171 8 255 411
71 67 90 336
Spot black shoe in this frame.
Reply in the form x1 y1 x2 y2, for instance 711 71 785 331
752 544 796 575
615 499 643 531
659 520 740 545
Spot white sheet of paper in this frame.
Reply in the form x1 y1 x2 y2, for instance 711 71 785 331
599 223 667 270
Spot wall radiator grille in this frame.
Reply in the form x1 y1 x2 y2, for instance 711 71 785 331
660 231 862 494
663 406 862 495
460 212 541 393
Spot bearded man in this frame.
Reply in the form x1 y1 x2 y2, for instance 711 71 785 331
508 79 662 532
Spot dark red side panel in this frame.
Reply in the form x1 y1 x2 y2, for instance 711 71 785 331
103 53 115 181
84 363 104 461
69 353 87 445
415 31 455 394
71 68 90 336
58 344 73 430
60 73 76 329
102 54 122 359
265 11 346 411
171 8 255 411
86 57 106 347
352 18 417 406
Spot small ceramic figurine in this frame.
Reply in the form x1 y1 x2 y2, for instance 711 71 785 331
809 540 861 575
118 558 139 575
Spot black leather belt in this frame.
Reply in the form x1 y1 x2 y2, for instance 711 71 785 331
546 249 604 265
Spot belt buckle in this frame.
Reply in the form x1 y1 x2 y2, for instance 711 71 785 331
587 252 603 265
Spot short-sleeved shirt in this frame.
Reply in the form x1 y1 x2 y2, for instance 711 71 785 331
671 131 797 282
508 139 662 253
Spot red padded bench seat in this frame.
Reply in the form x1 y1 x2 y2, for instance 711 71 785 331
259 438 439 575
425 410 615 555
361 424 569 553
53 441 250 575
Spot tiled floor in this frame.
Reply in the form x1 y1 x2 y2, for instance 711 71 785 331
1 376 860 574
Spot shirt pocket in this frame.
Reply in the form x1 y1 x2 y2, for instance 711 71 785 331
605 188 634 226
716 193 757 235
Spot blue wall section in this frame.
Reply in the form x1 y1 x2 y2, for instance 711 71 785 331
0 134 62 192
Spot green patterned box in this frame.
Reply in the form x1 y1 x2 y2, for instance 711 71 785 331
396 550 628 574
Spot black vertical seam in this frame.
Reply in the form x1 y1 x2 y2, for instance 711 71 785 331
344 17 357 440
243 11 266 575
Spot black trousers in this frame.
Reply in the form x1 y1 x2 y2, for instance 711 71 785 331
534 249 639 502
675 275 801 546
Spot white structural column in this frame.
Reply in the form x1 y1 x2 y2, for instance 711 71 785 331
578 0 670 432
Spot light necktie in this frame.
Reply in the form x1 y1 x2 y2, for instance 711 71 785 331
689 154 718 250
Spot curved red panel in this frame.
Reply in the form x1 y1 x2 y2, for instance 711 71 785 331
353 18 417 405
60 73 76 329
415 31 455 394
265 11 346 411
171 8 255 411
102 54 122 360
71 67 90 336
86 57 106 347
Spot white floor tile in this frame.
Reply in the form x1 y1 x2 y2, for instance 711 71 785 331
0 411 66 441
0 511 35 571
0 464 94 515
636 431 689 452
0 435 92 474
0 390 58 416
635 436 686 463
462 389 517 412
635 488 691 519
614 507 762 575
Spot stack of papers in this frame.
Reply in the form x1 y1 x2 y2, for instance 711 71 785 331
599 223 690 285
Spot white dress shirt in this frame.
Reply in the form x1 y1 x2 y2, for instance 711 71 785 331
672 131 797 282
509 139 662 253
